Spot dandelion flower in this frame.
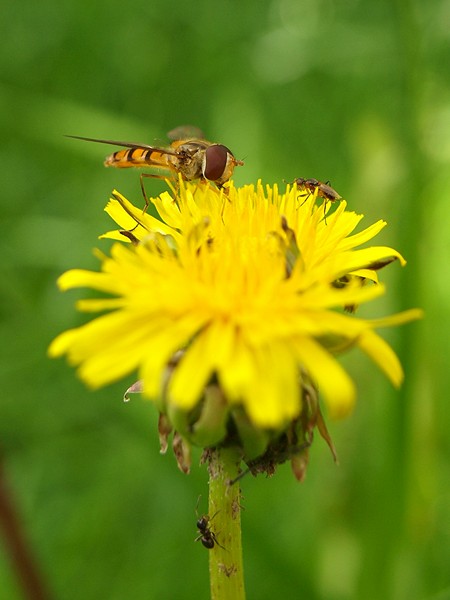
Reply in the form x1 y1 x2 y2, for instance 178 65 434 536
49 179 422 476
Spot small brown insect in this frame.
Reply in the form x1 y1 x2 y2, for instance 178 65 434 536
195 497 225 550
66 126 243 209
295 178 342 204
295 177 342 221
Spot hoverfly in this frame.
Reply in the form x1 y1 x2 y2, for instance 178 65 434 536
67 126 243 209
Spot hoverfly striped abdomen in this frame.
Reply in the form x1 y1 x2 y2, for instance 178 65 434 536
104 147 166 168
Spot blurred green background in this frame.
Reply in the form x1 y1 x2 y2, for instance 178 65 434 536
1 0 449 598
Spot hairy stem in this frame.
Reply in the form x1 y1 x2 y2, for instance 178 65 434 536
207 447 245 600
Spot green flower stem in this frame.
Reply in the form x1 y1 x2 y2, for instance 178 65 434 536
207 447 245 600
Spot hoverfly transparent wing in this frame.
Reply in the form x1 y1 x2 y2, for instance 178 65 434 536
167 125 206 141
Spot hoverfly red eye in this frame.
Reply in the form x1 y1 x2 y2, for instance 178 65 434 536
203 144 230 181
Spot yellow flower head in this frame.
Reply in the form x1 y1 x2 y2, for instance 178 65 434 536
50 180 421 432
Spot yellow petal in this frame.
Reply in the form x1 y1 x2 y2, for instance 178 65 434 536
140 314 210 398
357 329 403 387
291 337 356 418
367 308 424 329
339 220 387 250
57 269 115 294
168 330 215 410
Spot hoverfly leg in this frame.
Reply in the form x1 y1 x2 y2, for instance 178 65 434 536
139 172 165 214
111 190 149 237
119 230 140 245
